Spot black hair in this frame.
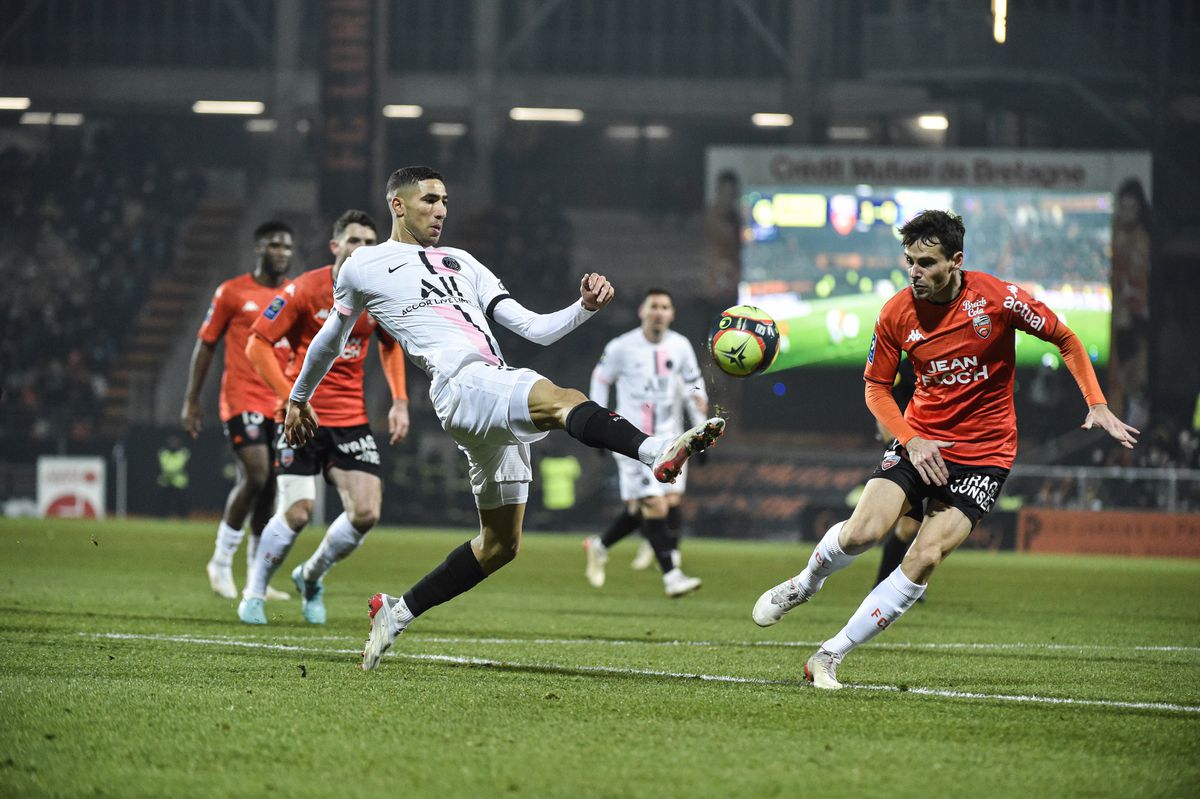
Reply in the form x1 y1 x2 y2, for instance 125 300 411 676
254 220 293 241
385 166 445 200
332 209 379 239
643 288 674 303
897 210 965 260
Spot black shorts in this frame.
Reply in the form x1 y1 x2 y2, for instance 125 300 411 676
870 440 1008 526
275 423 381 480
223 412 276 452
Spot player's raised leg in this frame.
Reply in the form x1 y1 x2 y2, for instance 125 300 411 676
753 479 908 626
363 503 520 670
805 501 969 689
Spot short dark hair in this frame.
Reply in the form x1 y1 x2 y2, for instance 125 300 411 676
332 209 379 240
643 288 674 303
385 166 445 200
898 210 964 260
254 220 293 241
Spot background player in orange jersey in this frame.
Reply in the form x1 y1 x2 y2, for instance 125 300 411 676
183 220 295 601
752 209 1139 689
238 210 410 625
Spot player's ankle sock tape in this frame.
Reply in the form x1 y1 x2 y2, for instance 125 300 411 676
402 541 487 617
666 505 682 532
641 517 675 574
600 509 641 548
565 401 647 461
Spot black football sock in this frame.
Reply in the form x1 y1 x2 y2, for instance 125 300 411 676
600 508 642 549
402 541 487 617
665 505 683 550
641 517 675 573
565 401 648 462
874 532 909 588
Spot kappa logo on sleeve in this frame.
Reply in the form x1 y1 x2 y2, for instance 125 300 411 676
263 296 286 320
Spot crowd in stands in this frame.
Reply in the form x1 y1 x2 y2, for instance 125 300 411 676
0 125 202 453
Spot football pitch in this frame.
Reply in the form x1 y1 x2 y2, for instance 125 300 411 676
2 518 1197 798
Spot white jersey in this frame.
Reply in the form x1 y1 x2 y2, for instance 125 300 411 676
333 240 538 381
590 328 707 438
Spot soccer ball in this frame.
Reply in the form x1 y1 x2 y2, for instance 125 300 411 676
708 305 780 377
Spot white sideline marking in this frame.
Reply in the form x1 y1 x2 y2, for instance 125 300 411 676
151 631 1200 655
85 632 1200 714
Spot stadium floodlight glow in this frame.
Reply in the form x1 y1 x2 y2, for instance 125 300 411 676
191 100 265 115
245 118 278 133
752 113 794 127
19 111 52 125
828 125 870 141
429 122 468 137
642 125 671 139
509 107 584 123
917 114 949 131
0 96 32 110
605 125 641 139
993 0 1008 43
382 104 423 118
52 113 84 126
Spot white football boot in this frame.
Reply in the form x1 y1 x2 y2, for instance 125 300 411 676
630 540 654 571
361 593 409 671
751 575 823 627
206 560 238 599
264 585 291 601
584 536 608 588
652 418 725 483
663 568 702 598
804 650 844 690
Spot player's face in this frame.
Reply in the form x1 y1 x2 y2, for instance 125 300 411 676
904 238 961 301
330 222 378 266
395 179 448 247
256 232 294 278
639 293 675 335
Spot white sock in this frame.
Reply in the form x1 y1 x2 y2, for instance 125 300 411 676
387 596 415 627
211 521 244 567
246 532 259 569
243 514 297 599
796 522 855 594
302 512 366 583
637 436 668 466
822 566 926 659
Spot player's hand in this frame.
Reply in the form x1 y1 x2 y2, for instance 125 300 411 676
1082 404 1139 449
284 399 320 447
181 400 203 438
387 400 410 445
580 273 615 311
905 437 955 486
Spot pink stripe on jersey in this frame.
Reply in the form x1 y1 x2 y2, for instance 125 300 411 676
642 402 655 434
335 301 353 316
424 249 463 275
432 304 502 366
655 347 670 376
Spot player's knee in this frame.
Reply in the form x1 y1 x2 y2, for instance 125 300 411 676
480 536 520 569
284 504 311 530
840 518 886 553
242 469 270 494
349 507 379 531
904 541 945 578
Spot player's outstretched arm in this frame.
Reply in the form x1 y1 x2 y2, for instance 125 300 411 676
491 274 612 346
1082 404 1139 449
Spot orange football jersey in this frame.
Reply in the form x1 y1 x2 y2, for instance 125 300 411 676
250 265 388 427
864 271 1062 469
197 272 292 421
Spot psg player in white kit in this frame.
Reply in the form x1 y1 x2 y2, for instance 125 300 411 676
283 166 726 670
585 289 709 597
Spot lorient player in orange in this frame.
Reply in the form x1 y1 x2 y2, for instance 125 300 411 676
183 220 295 601
238 210 410 625
751 209 1138 689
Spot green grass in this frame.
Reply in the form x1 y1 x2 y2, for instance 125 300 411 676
2 518 1198 798
768 294 1110 371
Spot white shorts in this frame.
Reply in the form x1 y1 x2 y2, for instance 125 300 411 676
431 362 549 510
614 453 687 502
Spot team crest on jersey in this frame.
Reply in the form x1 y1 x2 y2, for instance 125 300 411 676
278 448 294 468
881 451 901 470
441 256 462 271
263 296 286 320
973 313 993 339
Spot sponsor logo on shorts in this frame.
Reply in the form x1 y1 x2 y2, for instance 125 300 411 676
973 313 992 339
245 424 260 440
279 448 294 468
337 434 380 465
950 473 1002 513
263 296 286 320
881 452 901 470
